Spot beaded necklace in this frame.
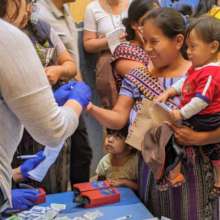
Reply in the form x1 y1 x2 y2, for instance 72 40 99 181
105 0 125 29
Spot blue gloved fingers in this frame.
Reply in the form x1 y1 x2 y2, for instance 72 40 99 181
18 204 28 210
58 81 77 90
36 150 44 157
12 189 39 210
20 151 45 179
53 81 76 106
22 188 39 196
22 197 36 206
68 80 77 88
68 81 92 108
30 152 45 165
54 81 91 107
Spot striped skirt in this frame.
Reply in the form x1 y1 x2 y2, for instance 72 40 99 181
138 147 219 220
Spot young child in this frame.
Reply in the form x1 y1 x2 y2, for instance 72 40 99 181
156 16 220 197
93 126 138 191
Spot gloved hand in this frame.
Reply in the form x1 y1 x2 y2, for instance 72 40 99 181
11 189 39 210
20 151 45 179
68 81 92 108
53 81 77 106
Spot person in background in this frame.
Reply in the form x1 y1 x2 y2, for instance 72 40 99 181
207 0 220 19
0 0 91 213
36 0 92 188
92 126 138 191
159 0 200 16
112 0 159 91
196 0 216 17
3 0 78 193
83 0 131 108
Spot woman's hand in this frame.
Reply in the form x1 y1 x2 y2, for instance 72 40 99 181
154 91 170 103
170 110 183 121
154 88 177 103
168 123 207 146
45 65 63 85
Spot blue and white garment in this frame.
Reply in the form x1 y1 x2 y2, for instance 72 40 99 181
159 0 200 16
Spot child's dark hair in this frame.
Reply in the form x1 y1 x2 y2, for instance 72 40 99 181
186 15 220 51
0 0 7 18
122 0 159 41
106 125 129 138
106 126 137 154
142 7 187 58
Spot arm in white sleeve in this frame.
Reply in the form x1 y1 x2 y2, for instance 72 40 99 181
180 97 208 119
171 76 186 95
0 22 78 147
84 3 97 32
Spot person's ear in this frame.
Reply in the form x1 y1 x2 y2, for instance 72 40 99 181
175 34 185 50
210 40 219 54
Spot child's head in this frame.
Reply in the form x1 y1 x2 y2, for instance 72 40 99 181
186 16 220 67
104 126 131 155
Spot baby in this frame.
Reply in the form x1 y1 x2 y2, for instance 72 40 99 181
156 16 220 198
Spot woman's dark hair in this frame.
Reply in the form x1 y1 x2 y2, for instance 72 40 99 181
0 0 7 18
142 8 186 38
142 7 187 58
195 0 216 17
122 0 159 41
186 15 220 51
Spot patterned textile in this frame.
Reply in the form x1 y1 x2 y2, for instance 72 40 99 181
125 67 177 109
120 67 219 220
112 42 149 91
119 67 177 125
113 43 149 66
139 149 219 220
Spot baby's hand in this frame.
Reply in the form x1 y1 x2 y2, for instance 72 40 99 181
154 92 169 103
170 109 183 121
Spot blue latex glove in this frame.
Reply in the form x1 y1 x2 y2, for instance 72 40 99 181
20 151 45 179
68 81 92 108
53 81 77 106
11 189 39 210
